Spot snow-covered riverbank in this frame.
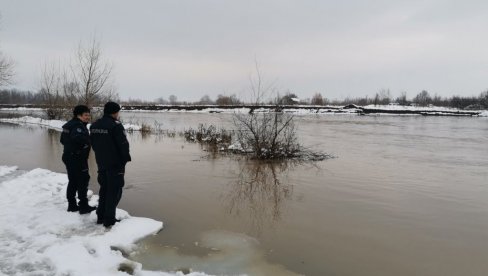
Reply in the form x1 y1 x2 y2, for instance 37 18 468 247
101 104 488 117
0 116 143 131
1 105 487 116
0 165 208 276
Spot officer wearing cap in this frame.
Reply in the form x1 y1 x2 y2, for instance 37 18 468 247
90 102 131 227
60 105 97 214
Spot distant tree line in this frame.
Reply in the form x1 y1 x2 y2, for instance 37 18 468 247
0 89 44 104
137 89 478 110
148 94 242 106
2 88 488 110
326 90 488 109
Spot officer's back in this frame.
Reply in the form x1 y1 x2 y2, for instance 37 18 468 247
90 110 131 171
60 116 90 158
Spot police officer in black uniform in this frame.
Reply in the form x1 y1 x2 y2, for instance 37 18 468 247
90 102 131 227
60 105 97 214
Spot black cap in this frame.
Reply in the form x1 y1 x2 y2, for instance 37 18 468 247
73 105 90 117
104 102 121 115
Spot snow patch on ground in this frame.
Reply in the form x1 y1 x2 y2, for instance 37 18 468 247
362 104 488 114
123 106 353 115
0 166 208 276
362 104 457 111
0 165 17 177
0 107 45 111
0 116 65 130
123 105 486 116
0 116 143 132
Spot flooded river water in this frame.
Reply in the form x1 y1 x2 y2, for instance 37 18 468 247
1 112 487 276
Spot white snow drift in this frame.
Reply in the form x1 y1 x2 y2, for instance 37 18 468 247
0 116 142 131
0 165 208 276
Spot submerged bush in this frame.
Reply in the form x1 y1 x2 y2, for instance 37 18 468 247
232 112 299 159
183 120 332 162
183 124 232 146
45 107 71 120
140 123 151 134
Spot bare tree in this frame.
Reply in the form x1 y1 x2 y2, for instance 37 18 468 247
216 94 240 105
480 91 488 109
198 94 213 105
0 52 13 86
413 90 432 106
0 15 14 87
154 97 168 104
396 91 408 105
233 111 298 159
71 37 115 107
375 89 391 105
169 94 178 105
311 93 326 105
39 61 70 119
232 62 300 159
62 80 80 105
278 91 300 105
247 58 276 105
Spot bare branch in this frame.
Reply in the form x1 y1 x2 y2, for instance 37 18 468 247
71 35 114 107
0 52 14 86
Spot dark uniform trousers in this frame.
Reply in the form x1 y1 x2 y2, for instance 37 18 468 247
96 169 124 223
62 153 90 206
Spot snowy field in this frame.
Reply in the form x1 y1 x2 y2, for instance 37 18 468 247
0 165 208 276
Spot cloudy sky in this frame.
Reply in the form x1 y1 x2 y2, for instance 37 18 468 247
1 0 487 101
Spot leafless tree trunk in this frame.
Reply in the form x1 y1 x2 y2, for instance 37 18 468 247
247 58 276 105
39 61 72 119
72 37 115 107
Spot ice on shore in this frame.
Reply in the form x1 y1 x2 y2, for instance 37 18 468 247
0 165 17 177
0 165 207 276
0 107 45 111
0 116 142 131
0 116 66 130
362 104 458 111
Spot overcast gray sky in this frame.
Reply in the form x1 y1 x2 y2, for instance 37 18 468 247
1 0 487 101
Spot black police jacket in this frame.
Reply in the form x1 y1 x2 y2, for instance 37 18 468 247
90 115 131 171
60 117 90 158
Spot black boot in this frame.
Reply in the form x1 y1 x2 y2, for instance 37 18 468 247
68 198 80 212
79 203 97 214
103 219 121 228
67 202 79 212
96 217 121 225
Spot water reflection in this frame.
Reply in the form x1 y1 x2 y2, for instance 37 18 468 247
127 129 178 144
222 160 295 235
47 128 59 145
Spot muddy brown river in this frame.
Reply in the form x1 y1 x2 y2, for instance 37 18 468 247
1 112 487 276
